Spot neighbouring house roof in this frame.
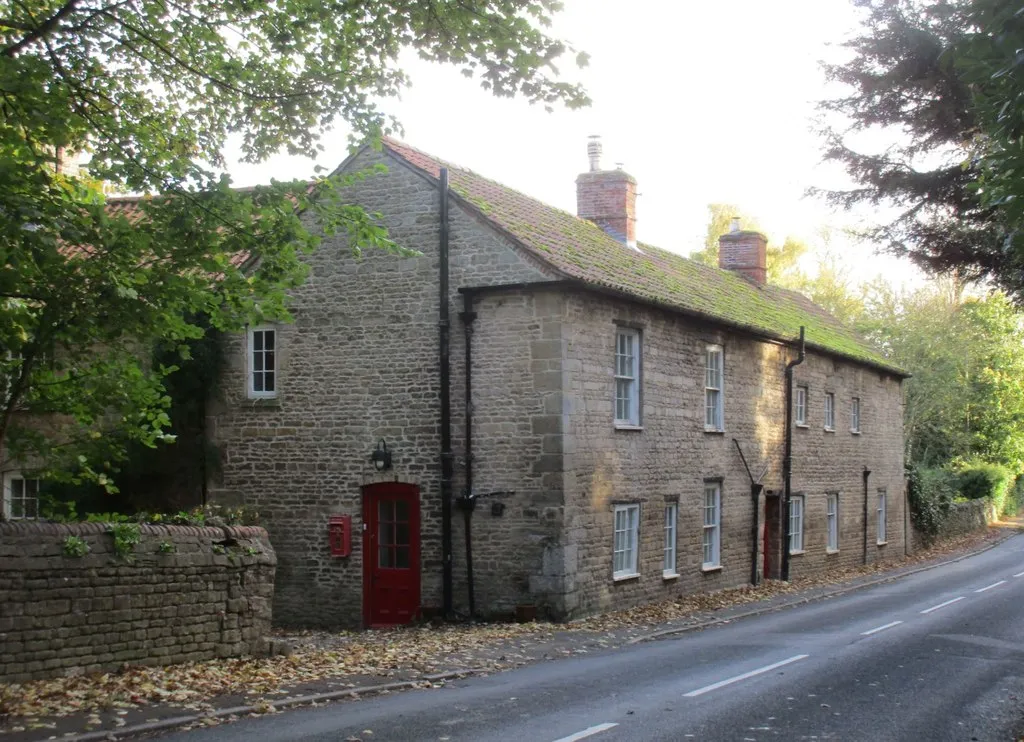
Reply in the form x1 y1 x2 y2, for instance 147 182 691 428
379 137 904 376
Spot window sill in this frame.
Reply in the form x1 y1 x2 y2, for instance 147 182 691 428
662 571 679 581
877 540 888 547
826 548 840 555
614 423 643 431
795 423 809 429
703 428 725 435
701 564 722 573
789 549 806 557
824 427 835 434
613 572 640 582
850 430 862 435
247 396 281 408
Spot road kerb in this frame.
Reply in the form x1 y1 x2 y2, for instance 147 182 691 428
52 669 488 742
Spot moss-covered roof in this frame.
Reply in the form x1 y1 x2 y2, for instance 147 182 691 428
380 137 903 375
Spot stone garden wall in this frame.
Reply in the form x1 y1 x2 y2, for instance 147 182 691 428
0 522 275 683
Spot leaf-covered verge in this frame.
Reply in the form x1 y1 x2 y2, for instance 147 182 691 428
0 0 589 496
0 526 1011 734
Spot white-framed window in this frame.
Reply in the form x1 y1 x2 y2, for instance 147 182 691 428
789 494 804 553
877 490 887 544
614 328 641 426
826 493 839 552
663 503 678 577
704 345 724 431
248 326 277 398
612 503 640 579
702 482 721 568
2 472 40 520
850 397 861 433
795 385 808 426
824 392 835 431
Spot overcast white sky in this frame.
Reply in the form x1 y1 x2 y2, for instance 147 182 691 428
229 0 921 287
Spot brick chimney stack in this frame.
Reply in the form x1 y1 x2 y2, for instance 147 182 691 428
718 220 767 285
576 136 637 249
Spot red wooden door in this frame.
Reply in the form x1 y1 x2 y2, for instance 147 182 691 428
362 482 420 627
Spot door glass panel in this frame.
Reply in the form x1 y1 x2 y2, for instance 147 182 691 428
394 499 409 522
378 545 393 568
379 500 395 523
396 521 410 546
394 546 410 568
379 521 395 548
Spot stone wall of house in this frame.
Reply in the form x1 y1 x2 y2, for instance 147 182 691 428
208 147 556 627
559 291 906 619
0 523 275 683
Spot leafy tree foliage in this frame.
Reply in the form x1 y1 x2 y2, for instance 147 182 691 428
815 0 1024 295
0 0 588 489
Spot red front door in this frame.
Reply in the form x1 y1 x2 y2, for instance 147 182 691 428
362 482 421 627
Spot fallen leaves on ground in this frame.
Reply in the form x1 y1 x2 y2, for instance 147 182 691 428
0 525 1011 726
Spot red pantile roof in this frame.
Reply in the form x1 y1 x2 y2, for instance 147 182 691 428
379 137 900 374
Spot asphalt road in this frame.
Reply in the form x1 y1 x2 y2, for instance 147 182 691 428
160 534 1024 742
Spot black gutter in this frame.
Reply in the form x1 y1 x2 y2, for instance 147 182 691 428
439 167 454 619
459 294 478 618
733 438 764 587
863 466 872 565
781 326 806 582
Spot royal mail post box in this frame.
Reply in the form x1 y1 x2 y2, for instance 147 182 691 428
328 515 352 557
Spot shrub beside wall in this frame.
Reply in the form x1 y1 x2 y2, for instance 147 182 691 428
0 522 275 683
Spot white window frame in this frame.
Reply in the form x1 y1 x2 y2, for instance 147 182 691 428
877 490 887 544
614 328 640 427
663 503 678 578
795 385 808 426
789 494 805 553
704 344 724 432
612 503 640 579
824 392 835 431
826 493 839 552
702 483 721 569
850 397 861 434
2 472 40 520
247 326 278 399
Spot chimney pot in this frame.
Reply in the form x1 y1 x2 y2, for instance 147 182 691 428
587 135 602 172
729 217 741 234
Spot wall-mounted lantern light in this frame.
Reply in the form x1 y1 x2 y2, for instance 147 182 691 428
370 439 392 472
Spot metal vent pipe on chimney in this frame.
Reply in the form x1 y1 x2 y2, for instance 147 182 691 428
587 135 602 172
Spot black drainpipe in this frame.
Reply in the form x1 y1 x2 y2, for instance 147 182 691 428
862 466 872 565
733 438 763 587
439 167 454 619
781 326 806 582
459 293 478 618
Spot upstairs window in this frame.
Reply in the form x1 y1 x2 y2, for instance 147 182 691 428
248 327 277 398
614 328 640 426
851 397 861 433
795 385 808 426
3 473 39 520
824 392 835 431
704 345 724 431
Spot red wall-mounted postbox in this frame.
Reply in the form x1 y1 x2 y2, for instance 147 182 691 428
328 515 352 557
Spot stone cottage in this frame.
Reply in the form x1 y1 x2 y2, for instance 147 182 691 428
207 136 908 628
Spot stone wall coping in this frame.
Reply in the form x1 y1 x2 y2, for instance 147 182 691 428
0 521 268 539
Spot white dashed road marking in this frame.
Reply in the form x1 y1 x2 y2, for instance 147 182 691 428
551 723 619 742
920 597 965 614
975 580 1006 593
683 655 809 698
1013 571 1024 578
860 620 903 636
